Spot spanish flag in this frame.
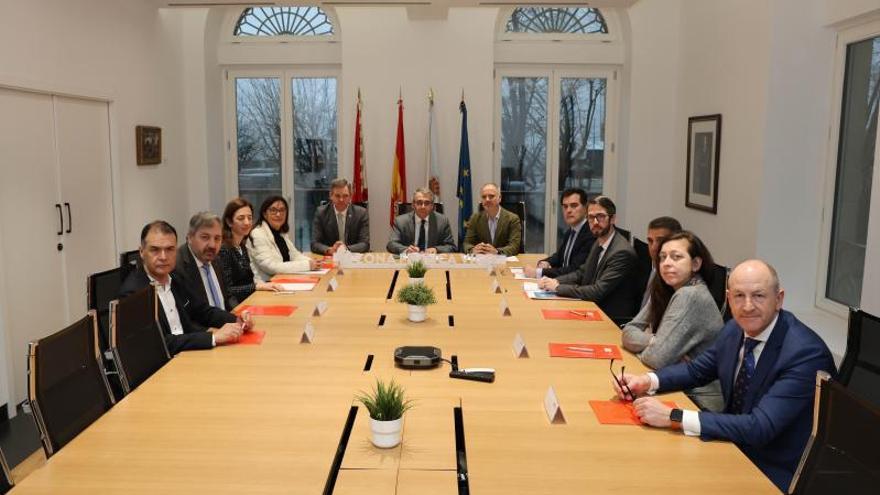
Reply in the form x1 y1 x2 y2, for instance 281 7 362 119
390 96 407 226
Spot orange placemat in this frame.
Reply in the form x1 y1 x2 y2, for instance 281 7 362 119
589 400 678 425
548 343 622 359
541 309 603 321
234 305 297 317
235 330 265 345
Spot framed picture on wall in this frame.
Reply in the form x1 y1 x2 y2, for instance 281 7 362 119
136 125 162 165
685 114 721 214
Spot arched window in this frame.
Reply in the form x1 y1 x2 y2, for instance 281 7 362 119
505 7 607 35
234 6 334 37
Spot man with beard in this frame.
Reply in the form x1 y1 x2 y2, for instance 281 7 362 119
538 195 639 323
174 212 230 309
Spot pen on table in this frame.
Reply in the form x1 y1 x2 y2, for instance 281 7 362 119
566 346 594 352
569 310 588 317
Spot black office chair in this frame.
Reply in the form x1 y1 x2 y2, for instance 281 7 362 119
633 237 653 296
27 310 116 458
478 201 526 254
87 267 125 398
110 285 171 395
788 371 880 494
353 201 368 210
119 249 141 282
707 263 729 316
837 308 880 409
615 226 632 242
0 446 13 494
396 202 445 216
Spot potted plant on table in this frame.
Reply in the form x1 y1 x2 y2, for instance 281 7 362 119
396 283 436 322
355 379 414 448
406 260 428 285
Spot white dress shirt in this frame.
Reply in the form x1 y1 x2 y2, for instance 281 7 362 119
647 313 779 436
487 209 501 244
596 230 616 266
413 214 430 251
148 273 184 336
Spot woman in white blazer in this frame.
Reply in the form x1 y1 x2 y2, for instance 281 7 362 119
248 195 317 281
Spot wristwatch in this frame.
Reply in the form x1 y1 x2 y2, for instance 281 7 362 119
669 408 683 423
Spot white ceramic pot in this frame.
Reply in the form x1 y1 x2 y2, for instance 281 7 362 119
408 277 425 285
370 417 403 448
407 304 427 322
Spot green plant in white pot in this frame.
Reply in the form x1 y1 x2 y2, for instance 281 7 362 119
355 379 414 448
396 283 436 322
406 260 428 285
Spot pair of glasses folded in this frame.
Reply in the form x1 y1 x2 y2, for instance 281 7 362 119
610 358 635 401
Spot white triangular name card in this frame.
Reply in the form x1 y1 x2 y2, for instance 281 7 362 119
337 265 344 276
543 386 566 424
300 321 315 343
327 277 339 292
313 301 328 316
512 333 529 358
499 297 511 317
490 278 503 294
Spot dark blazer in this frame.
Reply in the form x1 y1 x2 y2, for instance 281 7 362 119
120 268 236 355
310 203 370 254
540 224 595 278
387 211 456 254
173 243 230 309
462 207 522 256
554 230 639 321
655 310 836 491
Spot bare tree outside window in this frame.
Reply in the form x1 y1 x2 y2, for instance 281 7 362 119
236 77 282 211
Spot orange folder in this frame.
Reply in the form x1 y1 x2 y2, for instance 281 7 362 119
234 305 297 317
271 276 321 284
589 400 678 425
541 309 603 321
548 343 622 359
236 330 265 345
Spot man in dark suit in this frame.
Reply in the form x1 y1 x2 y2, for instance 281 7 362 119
524 187 594 279
462 183 522 256
311 178 370 254
120 221 248 355
614 260 835 492
387 187 456 254
173 212 229 310
538 195 639 322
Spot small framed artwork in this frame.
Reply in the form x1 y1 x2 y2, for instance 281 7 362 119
136 125 162 165
685 114 721 214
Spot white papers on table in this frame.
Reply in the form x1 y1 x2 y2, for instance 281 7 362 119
510 268 534 280
522 282 540 292
506 256 520 262
292 268 331 275
277 282 317 292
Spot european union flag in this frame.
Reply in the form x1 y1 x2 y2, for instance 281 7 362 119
457 100 473 248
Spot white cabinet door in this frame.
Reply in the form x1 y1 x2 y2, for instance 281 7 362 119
55 96 116 321
0 88 68 406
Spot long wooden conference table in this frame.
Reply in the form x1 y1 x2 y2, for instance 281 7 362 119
12 254 778 494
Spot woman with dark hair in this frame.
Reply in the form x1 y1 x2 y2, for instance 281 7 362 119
217 197 285 306
247 195 317 281
621 230 723 411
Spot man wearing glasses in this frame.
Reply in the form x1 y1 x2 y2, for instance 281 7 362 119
311 178 370 255
537 195 639 323
612 260 835 492
387 188 456 254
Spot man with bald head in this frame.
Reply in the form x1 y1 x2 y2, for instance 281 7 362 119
611 260 834 491
462 183 522 256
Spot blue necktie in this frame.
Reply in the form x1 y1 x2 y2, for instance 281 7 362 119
202 264 222 308
563 229 576 266
730 337 760 414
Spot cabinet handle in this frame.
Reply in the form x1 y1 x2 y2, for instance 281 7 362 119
55 204 63 235
64 202 72 234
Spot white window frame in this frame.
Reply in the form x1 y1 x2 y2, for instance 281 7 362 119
223 6 341 44
493 65 619 253
496 6 619 43
222 66 342 227
816 20 880 317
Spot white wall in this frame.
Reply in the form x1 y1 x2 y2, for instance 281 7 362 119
0 0 191 411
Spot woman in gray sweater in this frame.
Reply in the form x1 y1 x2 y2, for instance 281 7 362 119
621 231 724 411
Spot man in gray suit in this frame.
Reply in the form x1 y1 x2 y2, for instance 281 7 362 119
387 188 456 254
311 178 370 254
538 196 639 323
